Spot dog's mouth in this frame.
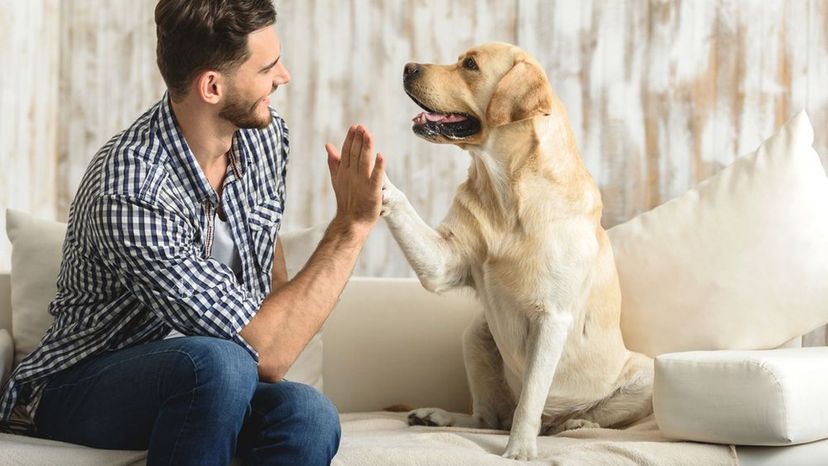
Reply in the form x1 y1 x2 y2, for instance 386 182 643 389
406 91 481 140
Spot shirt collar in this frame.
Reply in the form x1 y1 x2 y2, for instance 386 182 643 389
156 92 246 205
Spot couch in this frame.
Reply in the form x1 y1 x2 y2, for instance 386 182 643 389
2 274 828 465
2 111 828 465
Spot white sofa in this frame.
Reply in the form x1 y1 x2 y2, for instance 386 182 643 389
1 274 828 465
3 111 828 465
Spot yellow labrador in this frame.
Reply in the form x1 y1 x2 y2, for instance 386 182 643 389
381 43 654 460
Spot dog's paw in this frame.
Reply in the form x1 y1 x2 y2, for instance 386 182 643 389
407 407 455 427
381 175 406 217
502 434 538 460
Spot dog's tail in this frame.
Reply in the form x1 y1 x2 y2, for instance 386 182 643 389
383 403 416 412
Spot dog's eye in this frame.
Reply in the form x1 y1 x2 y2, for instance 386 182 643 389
463 57 479 71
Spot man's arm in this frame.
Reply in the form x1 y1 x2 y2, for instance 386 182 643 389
240 125 384 382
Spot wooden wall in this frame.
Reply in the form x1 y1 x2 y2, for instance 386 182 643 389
0 0 60 269
2 0 827 285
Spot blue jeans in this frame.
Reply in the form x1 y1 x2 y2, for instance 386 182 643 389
33 336 341 465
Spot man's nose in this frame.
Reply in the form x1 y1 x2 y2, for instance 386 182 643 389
403 63 421 81
274 65 291 87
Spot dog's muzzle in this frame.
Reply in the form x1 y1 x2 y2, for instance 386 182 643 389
403 63 481 140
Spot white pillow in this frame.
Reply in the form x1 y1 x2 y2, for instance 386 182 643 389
0 329 13 387
608 111 828 356
279 224 326 279
6 209 66 366
5 209 324 391
278 224 327 391
654 347 828 445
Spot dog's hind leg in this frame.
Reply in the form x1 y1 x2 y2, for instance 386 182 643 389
463 315 517 430
408 315 516 430
568 352 654 430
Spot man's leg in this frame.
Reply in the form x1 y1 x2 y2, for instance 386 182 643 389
34 336 258 465
237 380 341 465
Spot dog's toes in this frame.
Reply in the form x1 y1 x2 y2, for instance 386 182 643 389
502 435 538 460
407 407 454 427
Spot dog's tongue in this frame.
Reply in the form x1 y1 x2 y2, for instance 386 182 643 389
413 112 467 125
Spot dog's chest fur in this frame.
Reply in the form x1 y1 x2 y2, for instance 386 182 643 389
456 154 600 380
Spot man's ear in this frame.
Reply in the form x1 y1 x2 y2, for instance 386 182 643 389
193 70 223 105
485 57 554 128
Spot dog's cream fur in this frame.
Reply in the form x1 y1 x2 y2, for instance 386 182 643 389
382 43 654 460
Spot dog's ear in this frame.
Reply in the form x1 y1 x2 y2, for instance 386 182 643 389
485 56 554 128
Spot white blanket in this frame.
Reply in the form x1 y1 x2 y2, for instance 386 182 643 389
334 412 738 466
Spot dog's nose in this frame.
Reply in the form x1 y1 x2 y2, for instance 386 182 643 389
404 63 421 80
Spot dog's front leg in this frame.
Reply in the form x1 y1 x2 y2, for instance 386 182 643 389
382 176 466 292
503 311 571 460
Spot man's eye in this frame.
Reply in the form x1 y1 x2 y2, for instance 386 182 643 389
463 57 479 71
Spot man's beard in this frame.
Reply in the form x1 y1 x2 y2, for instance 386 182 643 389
219 87 272 129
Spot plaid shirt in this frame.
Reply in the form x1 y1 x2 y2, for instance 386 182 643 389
0 93 289 430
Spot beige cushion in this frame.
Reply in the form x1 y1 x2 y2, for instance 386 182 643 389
0 329 12 387
6 209 66 366
654 347 828 446
323 277 478 413
279 223 327 391
4 209 323 390
608 111 828 356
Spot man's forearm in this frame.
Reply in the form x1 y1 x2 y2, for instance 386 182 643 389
240 217 367 382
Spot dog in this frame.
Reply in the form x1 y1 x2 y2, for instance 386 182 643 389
380 42 654 460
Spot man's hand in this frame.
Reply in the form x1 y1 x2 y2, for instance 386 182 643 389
325 125 385 236
241 126 386 382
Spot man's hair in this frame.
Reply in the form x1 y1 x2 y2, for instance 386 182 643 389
155 0 277 100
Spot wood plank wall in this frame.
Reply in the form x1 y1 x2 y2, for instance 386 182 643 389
2 1 827 290
0 0 60 269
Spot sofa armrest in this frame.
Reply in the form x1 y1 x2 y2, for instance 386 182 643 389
0 329 13 387
321 277 477 413
654 347 828 446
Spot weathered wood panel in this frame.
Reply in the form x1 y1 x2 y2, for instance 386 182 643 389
0 0 60 272
1 0 827 346
57 0 165 218
273 0 828 277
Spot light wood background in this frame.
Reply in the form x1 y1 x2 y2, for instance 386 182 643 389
1 0 827 343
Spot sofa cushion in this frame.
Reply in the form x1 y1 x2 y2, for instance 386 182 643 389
330 412 737 465
654 347 828 446
5 209 66 367
0 432 148 466
279 223 326 391
4 209 323 390
0 329 12 387
608 111 828 356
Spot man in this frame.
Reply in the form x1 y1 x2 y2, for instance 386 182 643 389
0 0 385 464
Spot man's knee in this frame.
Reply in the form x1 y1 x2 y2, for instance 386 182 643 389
258 381 341 447
164 337 258 408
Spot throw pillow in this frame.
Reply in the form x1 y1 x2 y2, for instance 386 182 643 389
608 111 828 356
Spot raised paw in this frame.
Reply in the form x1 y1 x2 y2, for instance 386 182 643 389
381 175 405 217
407 407 455 427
